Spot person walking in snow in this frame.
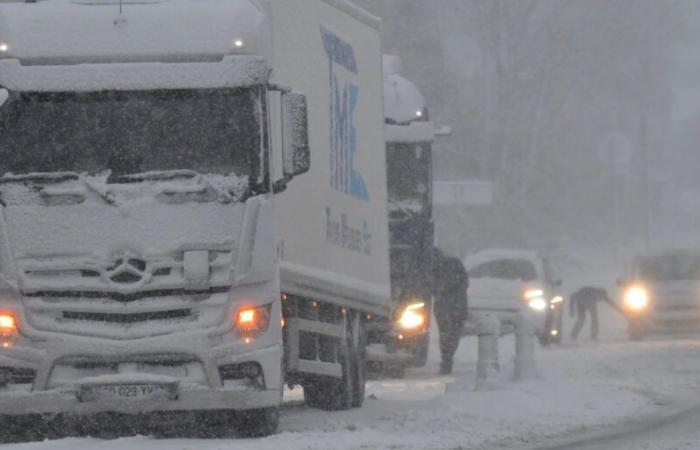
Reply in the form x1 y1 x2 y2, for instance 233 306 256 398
569 286 618 340
432 248 469 374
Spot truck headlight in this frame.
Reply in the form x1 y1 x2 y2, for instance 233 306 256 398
235 304 271 342
624 286 648 311
0 312 18 348
397 302 426 330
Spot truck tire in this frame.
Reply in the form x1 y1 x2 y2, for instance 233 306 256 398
304 316 353 411
236 408 279 438
350 311 367 408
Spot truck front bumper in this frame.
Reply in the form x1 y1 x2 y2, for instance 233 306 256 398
0 335 282 416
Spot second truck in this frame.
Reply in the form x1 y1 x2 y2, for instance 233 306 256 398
366 56 441 375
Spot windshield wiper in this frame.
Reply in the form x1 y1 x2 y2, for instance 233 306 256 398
78 175 117 206
388 199 420 219
0 172 116 206
114 170 199 184
0 172 80 185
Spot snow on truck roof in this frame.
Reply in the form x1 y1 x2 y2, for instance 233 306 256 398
383 55 435 144
383 55 427 125
0 0 270 65
0 55 269 92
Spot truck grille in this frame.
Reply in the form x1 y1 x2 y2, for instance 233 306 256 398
18 250 234 339
62 308 192 324
24 290 230 339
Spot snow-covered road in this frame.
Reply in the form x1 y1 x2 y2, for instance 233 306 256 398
6 323 700 450
533 404 700 450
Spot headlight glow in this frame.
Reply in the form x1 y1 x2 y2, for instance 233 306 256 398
524 289 545 300
0 43 8 54
528 297 547 311
235 304 272 341
551 296 563 304
0 312 18 348
397 302 426 330
624 286 649 311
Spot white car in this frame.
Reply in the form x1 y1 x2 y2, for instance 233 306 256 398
464 249 564 345
620 250 700 339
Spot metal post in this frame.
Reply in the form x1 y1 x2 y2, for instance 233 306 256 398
475 313 501 391
514 313 537 381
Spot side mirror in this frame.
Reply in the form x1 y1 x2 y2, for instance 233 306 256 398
0 89 8 108
282 92 310 178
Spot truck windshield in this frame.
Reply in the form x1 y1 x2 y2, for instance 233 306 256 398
638 254 700 281
0 88 264 183
387 142 431 213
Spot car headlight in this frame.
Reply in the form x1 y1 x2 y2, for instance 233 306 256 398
397 302 426 330
524 289 544 300
523 288 547 311
527 297 547 311
624 286 648 311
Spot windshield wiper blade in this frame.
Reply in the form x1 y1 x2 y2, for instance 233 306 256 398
78 175 117 206
0 172 80 185
388 199 418 219
115 170 199 184
0 172 116 206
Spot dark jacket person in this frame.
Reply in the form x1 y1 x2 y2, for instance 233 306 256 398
570 286 615 341
433 249 469 374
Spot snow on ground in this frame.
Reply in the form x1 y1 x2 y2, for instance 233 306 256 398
8 327 700 450
7 246 700 450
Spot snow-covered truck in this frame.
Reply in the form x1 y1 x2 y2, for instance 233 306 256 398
0 0 389 437
366 56 439 375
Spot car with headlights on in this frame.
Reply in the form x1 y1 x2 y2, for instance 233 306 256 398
619 250 700 340
464 249 564 345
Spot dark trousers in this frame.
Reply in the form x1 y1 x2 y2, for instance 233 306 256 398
571 301 599 340
435 312 465 369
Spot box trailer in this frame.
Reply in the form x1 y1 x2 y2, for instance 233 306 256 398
0 0 389 438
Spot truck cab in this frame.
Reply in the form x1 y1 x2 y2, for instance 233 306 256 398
366 56 438 373
0 0 389 439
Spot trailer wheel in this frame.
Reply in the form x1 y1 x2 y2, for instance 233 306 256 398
350 311 367 408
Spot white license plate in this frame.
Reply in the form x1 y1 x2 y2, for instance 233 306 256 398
96 384 164 399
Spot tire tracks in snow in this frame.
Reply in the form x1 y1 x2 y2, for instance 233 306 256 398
525 403 700 450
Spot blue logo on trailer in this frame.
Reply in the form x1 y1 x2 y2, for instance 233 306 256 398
321 27 369 203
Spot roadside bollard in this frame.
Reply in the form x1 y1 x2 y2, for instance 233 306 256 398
475 313 501 391
514 313 537 381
